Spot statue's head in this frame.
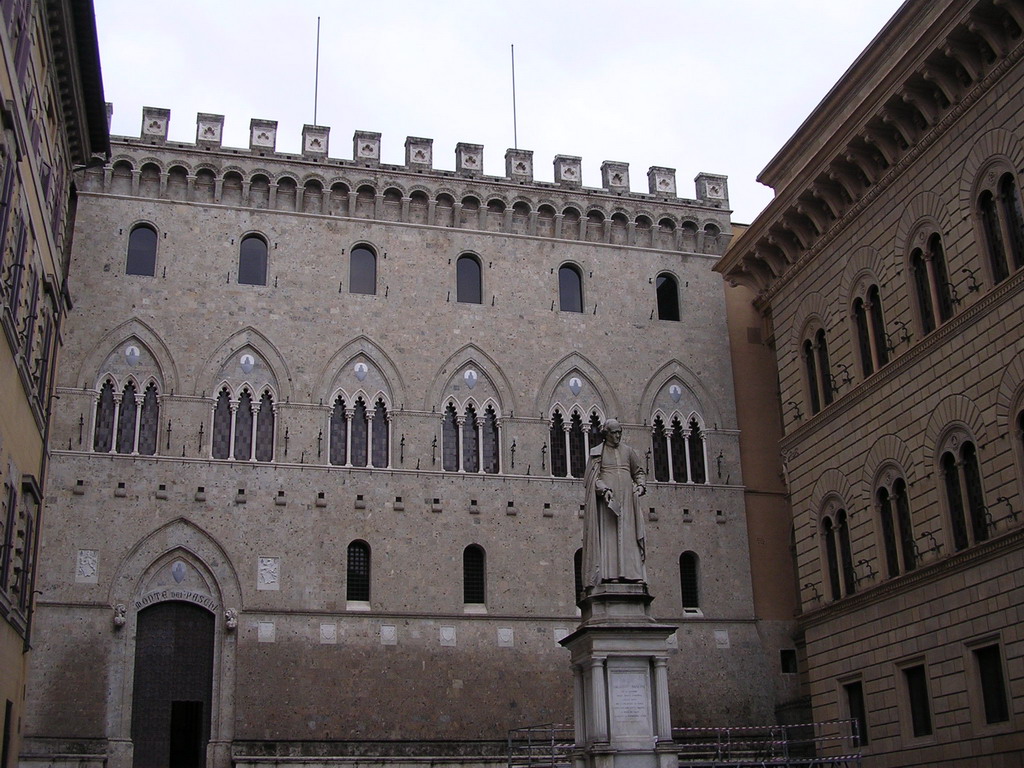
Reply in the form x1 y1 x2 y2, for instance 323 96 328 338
603 419 622 445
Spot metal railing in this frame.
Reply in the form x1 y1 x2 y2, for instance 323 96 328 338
507 720 861 768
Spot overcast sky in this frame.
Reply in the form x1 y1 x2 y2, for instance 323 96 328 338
93 0 905 224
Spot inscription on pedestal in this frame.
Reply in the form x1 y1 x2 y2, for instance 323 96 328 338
609 670 652 737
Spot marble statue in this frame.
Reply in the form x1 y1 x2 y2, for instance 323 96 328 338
582 419 648 587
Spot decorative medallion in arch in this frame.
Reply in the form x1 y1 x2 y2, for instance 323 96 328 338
107 520 240 768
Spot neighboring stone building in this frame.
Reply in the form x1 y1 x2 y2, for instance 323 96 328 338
0 0 106 764
20 104 800 766
719 0 1024 764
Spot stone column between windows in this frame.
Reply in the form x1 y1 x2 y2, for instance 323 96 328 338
240 179 250 205
456 414 466 473
374 193 384 220
269 400 278 462
528 210 538 236
247 396 258 462
344 407 354 468
384 412 393 469
475 416 484 474
347 190 358 214
495 419 503 474
227 400 238 460
562 423 572 474
923 253 942 327
131 390 143 454
110 394 122 454
665 430 676 483
452 202 463 229
365 411 375 468
864 296 881 371
130 169 140 196
554 213 564 239
159 171 169 197
426 199 436 226
683 433 693 484
700 431 710 484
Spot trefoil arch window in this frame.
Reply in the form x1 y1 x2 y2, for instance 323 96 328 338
558 264 583 313
656 273 680 321
909 233 953 335
549 408 602 478
93 378 159 456
463 544 486 606
238 234 268 286
650 414 707 483
350 244 377 295
126 224 157 276
457 254 482 304
210 386 276 462
346 540 370 603
876 473 916 578
821 507 856 601
442 401 501 474
329 394 389 468
940 434 988 552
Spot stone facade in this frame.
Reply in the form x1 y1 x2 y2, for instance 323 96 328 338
719 0 1024 764
0 1 106 763
21 103 797 766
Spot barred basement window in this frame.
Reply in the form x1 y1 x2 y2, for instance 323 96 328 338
463 544 485 605
844 681 869 745
346 540 370 602
126 224 157 276
903 664 933 738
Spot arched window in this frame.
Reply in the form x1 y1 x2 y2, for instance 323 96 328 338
822 508 856 601
350 245 377 295
211 387 275 462
115 381 137 454
137 383 160 456
93 380 115 452
463 404 479 473
456 254 482 304
346 541 370 602
481 406 500 474
558 264 583 312
656 273 680 321
909 233 953 335
255 391 275 462
233 389 254 460
350 397 368 467
126 225 157 276
802 326 833 415
568 412 586 478
650 415 705 484
329 396 347 466
238 234 268 286
688 418 707 484
463 544 485 605
442 403 459 472
651 417 669 482
371 398 389 468
680 552 699 611
550 409 568 477
852 285 888 377
978 171 1024 284
212 388 231 459
877 476 916 578
941 438 988 552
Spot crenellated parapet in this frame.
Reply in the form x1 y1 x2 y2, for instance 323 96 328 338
84 106 733 256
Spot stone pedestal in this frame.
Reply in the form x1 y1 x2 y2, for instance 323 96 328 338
559 584 678 768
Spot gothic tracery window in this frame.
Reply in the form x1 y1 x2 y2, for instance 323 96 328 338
94 379 160 455
443 402 500 474
650 415 706 484
211 387 275 462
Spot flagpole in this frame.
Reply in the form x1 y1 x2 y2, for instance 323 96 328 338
314 17 321 125
511 44 518 149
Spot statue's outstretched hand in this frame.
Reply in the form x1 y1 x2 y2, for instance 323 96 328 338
634 484 647 497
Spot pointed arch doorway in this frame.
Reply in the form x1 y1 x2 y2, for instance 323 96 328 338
130 601 215 768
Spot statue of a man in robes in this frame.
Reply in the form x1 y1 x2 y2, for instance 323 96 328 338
582 419 648 588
